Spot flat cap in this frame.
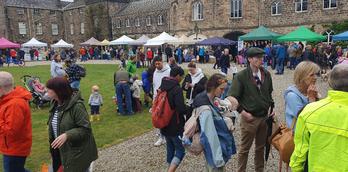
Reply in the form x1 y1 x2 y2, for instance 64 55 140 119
246 47 265 57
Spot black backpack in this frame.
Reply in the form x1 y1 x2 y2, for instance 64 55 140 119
77 65 86 77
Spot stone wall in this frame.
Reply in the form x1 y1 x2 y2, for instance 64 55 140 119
5 6 64 44
63 7 89 46
0 0 7 37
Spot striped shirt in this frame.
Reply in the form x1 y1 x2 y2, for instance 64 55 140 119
52 109 59 138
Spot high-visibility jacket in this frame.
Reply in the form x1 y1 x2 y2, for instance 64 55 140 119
290 90 348 172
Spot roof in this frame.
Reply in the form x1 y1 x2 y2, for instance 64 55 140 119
5 0 63 10
117 0 171 16
62 0 86 10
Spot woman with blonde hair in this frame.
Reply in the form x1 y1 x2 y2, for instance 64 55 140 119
284 61 320 128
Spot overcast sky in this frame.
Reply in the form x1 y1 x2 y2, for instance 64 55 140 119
61 0 74 2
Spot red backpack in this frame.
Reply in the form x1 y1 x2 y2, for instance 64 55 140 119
152 89 175 129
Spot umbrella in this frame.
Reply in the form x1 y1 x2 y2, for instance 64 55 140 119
277 26 326 42
22 38 47 47
239 26 282 41
332 30 348 41
197 37 236 46
0 37 20 48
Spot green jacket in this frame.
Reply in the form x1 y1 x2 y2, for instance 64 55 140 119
228 66 274 117
126 61 137 77
48 92 98 172
290 90 348 172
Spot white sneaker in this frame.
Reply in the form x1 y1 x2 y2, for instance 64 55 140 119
154 138 166 146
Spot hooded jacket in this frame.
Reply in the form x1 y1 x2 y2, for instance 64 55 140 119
48 92 98 172
182 68 207 103
159 77 187 137
50 60 66 78
192 92 236 168
0 86 32 156
284 85 309 128
153 64 171 100
290 90 348 172
126 60 137 77
131 80 143 99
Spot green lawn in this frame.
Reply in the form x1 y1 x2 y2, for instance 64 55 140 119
0 64 153 172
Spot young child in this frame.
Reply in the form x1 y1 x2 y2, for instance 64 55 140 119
88 85 103 121
130 75 143 112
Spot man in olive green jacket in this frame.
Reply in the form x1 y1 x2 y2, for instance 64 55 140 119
227 47 274 172
48 92 98 172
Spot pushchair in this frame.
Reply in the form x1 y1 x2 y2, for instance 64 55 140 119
21 75 51 108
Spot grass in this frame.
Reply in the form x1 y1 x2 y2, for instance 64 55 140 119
0 64 153 172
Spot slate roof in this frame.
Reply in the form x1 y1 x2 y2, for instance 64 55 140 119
5 0 63 10
116 0 171 16
62 0 86 10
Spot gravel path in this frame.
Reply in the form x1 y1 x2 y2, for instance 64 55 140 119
93 63 329 172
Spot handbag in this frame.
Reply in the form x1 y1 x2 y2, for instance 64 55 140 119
271 118 296 172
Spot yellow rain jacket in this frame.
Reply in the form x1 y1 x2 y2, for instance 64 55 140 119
290 90 348 172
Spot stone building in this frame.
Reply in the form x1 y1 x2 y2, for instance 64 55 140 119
0 0 7 38
110 0 171 38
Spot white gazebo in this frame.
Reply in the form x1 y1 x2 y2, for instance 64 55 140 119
51 39 74 48
110 35 135 45
129 35 150 45
22 38 48 47
144 32 178 46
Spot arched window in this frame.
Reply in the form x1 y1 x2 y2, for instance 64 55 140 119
146 16 151 26
231 0 242 18
271 1 281 15
192 1 203 21
158 15 163 25
135 18 140 27
125 19 130 27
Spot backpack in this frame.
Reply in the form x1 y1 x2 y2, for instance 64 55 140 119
151 89 175 129
77 64 86 77
182 105 210 155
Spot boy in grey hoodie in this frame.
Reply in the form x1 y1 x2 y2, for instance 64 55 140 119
88 85 103 121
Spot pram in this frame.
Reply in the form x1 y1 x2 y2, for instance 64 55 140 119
21 75 51 108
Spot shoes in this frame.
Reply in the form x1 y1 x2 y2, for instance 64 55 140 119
96 115 100 121
154 137 166 146
89 115 94 122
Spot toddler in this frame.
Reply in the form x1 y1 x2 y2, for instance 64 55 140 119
88 85 103 121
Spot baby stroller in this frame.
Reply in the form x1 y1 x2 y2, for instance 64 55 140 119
21 75 51 108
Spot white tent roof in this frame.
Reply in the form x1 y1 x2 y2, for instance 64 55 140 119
51 39 74 48
129 35 151 45
22 38 47 47
145 32 178 46
173 35 197 45
110 35 135 45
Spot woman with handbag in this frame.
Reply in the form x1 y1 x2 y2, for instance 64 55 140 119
284 61 320 129
191 73 237 172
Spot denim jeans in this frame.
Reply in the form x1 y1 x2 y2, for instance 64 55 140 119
289 57 297 69
221 67 228 75
115 82 133 115
165 135 185 166
276 58 284 74
70 80 80 90
3 155 29 172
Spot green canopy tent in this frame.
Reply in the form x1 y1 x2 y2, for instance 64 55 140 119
277 26 326 42
239 26 282 41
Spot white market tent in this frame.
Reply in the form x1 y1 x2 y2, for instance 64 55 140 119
144 32 178 46
51 39 74 48
173 35 197 45
129 35 150 45
22 38 47 47
110 35 135 45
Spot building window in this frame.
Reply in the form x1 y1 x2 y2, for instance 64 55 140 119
146 16 151 26
18 22 26 35
50 10 56 15
17 9 24 15
295 0 308 12
70 24 74 35
69 11 72 16
33 9 40 15
192 1 203 21
81 23 85 34
324 0 337 9
36 23 43 35
135 18 140 27
79 8 84 14
52 24 58 35
158 15 163 25
125 19 130 27
271 1 281 15
116 20 121 28
231 0 242 18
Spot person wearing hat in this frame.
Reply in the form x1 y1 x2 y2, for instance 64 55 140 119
226 47 275 172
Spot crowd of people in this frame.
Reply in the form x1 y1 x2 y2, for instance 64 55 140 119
1 39 348 172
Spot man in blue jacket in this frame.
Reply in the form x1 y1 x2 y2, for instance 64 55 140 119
276 43 286 75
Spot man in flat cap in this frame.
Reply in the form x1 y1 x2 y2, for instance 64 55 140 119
227 47 275 172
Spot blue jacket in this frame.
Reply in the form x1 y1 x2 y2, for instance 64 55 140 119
284 85 309 128
192 92 236 168
199 47 205 56
141 71 151 93
276 45 286 59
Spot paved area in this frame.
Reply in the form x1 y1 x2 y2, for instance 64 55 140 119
5 60 329 172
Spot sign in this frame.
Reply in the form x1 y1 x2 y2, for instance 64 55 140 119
238 41 244 51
